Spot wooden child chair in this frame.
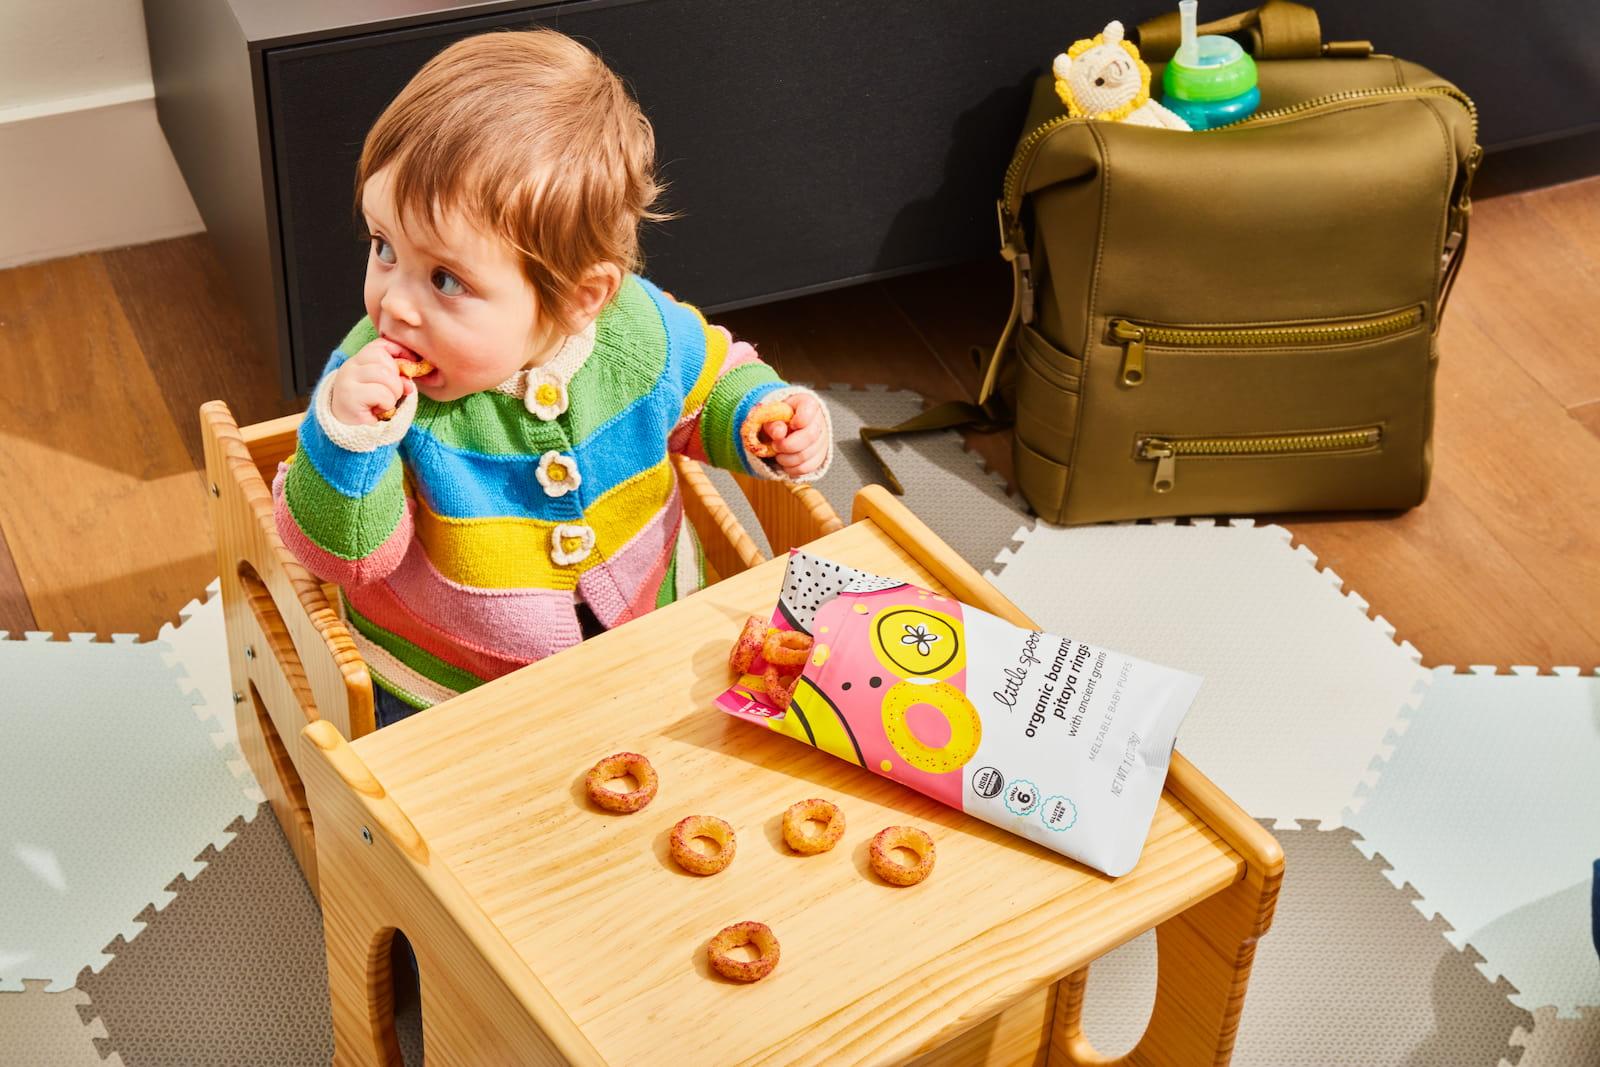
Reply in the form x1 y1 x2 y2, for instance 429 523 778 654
200 400 842 895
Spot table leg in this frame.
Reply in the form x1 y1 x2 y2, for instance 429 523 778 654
320 877 406 1065
1048 865 1280 1067
301 720 606 1067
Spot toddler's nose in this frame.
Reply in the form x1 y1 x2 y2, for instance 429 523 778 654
381 283 423 328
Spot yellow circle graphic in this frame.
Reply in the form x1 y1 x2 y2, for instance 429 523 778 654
881 680 982 774
870 607 965 680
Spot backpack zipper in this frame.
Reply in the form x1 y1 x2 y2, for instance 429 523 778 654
1109 305 1423 387
1137 427 1382 493
1000 84 1478 230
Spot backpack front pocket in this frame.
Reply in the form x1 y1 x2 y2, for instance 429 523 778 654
1107 306 1424 388
1053 305 1435 524
1135 426 1383 494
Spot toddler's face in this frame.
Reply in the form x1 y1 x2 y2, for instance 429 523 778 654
360 166 561 401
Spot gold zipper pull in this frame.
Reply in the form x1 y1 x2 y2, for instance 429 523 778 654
1111 320 1147 387
1139 439 1177 493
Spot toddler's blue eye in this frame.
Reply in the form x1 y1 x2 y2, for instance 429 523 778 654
372 236 396 264
432 269 465 296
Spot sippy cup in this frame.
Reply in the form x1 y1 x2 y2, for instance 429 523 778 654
1160 0 1260 130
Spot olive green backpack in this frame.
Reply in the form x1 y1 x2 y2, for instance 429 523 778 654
864 0 1480 525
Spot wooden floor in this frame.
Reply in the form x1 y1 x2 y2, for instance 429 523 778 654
2 177 1597 671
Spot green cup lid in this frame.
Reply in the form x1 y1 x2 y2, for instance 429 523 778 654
1164 35 1258 101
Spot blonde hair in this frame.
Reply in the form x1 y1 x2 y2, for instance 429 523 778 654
356 29 667 332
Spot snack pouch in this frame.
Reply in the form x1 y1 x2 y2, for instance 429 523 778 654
716 551 1202 876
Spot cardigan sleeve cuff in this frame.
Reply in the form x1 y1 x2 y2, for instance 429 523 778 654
313 372 416 453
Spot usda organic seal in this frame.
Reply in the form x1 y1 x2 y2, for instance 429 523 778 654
971 766 1004 799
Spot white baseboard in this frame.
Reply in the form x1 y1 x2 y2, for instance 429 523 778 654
0 88 204 270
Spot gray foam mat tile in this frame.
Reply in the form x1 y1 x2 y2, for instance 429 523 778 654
1507 1006 1600 1066
75 805 333 1066
0 980 125 1065
1076 822 1533 1066
707 384 1030 571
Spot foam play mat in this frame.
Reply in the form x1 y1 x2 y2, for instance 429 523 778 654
157 579 238 753
1347 665 1600 1019
987 518 1430 830
1075 823 1538 1066
0 625 261 993
75 805 333 1064
0 980 125 1065
1509 1006 1600 1066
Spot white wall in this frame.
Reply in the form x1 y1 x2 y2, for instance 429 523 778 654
0 0 203 268
1 0 154 115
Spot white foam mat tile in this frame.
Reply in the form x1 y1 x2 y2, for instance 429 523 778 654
708 385 1030 571
0 633 261 991
1347 666 1600 1017
156 579 240 753
985 521 1428 829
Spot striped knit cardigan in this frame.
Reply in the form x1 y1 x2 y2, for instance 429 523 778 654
273 275 830 711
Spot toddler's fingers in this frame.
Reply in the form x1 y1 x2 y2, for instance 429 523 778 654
774 420 821 453
356 382 403 411
352 338 400 365
765 420 789 443
777 452 822 477
788 392 820 425
777 436 827 472
350 360 402 389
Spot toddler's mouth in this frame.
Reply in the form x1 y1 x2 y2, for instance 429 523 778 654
383 335 441 385
382 334 424 362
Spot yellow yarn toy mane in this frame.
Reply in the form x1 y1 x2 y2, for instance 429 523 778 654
1053 33 1152 122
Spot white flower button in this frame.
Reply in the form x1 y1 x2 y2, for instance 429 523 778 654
525 369 569 420
551 523 595 566
536 451 581 498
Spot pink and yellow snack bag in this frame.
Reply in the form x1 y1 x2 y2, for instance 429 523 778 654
716 551 1202 876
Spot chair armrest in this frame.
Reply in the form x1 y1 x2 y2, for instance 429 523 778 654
731 470 844 555
674 455 766 581
201 401 375 740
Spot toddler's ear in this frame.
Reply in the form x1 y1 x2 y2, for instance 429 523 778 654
570 263 623 328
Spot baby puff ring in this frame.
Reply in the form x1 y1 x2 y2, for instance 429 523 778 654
869 825 937 886
670 815 737 875
584 752 659 813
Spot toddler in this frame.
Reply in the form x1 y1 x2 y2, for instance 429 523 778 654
274 30 832 728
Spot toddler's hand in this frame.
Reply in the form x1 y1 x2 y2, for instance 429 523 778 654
765 392 828 477
329 339 412 425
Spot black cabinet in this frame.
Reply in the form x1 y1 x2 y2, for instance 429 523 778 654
147 0 1094 395
144 0 1600 396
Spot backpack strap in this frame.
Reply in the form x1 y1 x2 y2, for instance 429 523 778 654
1438 143 1483 318
859 203 1027 494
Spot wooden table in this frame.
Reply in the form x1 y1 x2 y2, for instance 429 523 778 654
301 487 1283 1066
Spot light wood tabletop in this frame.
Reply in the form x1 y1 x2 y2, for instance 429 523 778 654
303 487 1282 1066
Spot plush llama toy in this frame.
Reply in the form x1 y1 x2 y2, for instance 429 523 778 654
1052 21 1190 130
